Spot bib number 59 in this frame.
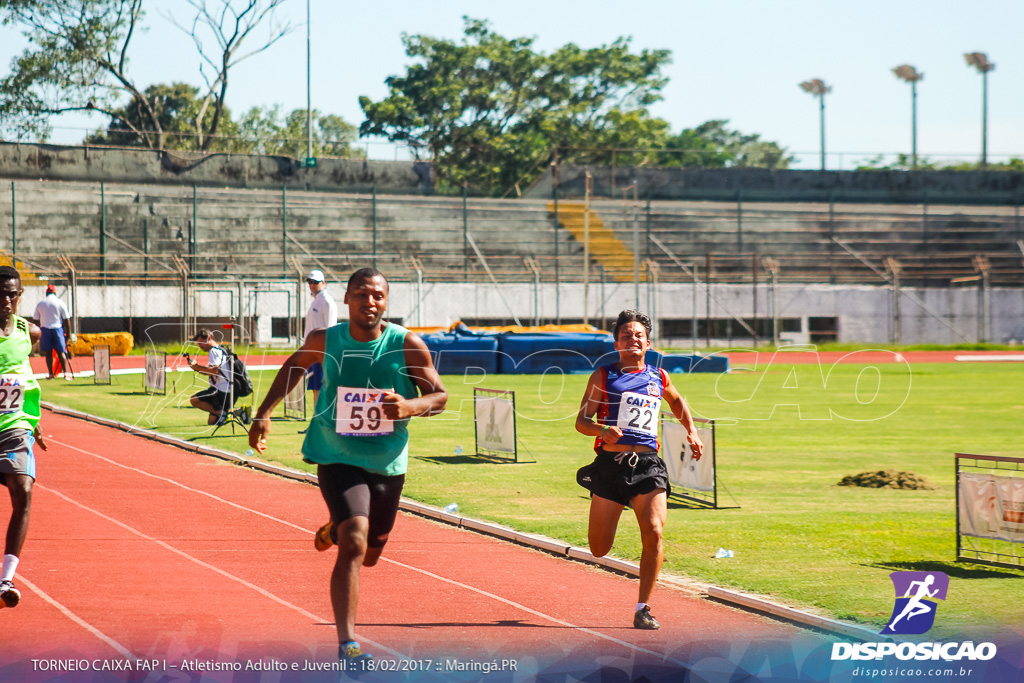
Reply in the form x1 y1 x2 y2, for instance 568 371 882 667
336 386 394 436
348 404 383 432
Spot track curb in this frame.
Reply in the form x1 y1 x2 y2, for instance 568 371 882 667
43 401 878 642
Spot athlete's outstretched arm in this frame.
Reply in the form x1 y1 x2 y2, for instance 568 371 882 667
26 321 47 450
382 333 447 420
575 369 622 444
249 330 326 452
663 374 704 459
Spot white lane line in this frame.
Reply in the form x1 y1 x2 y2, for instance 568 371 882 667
34 483 405 661
34 364 284 380
381 557 687 667
17 575 138 662
51 439 312 535
49 437 681 663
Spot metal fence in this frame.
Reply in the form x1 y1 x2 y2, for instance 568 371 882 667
3 179 1023 292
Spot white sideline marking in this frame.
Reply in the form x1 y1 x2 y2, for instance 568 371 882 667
954 354 1024 362
49 437 678 662
35 483 404 661
52 439 312 535
18 575 138 662
381 557 688 667
34 364 283 380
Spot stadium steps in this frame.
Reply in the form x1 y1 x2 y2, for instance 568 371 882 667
0 252 45 284
548 201 646 282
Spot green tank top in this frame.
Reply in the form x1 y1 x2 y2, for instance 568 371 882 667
301 322 417 476
0 316 41 433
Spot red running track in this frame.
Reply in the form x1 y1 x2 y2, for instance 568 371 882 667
0 411 804 682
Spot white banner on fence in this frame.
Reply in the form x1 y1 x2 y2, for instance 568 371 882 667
662 421 714 492
475 395 515 453
144 353 165 392
958 472 1024 543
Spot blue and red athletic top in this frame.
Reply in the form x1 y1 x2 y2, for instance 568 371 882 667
594 362 667 453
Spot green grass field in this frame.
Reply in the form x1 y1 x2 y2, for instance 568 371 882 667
39 359 1024 637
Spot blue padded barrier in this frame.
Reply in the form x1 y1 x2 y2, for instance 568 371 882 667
420 332 500 375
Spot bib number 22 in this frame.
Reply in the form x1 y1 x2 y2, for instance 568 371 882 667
616 391 660 437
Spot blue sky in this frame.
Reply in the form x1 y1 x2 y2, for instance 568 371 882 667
1 0 1021 169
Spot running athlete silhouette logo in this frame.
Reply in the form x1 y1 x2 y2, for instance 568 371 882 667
880 571 949 635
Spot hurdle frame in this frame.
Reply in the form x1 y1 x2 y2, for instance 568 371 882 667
92 344 111 385
661 415 733 508
280 366 307 421
144 351 167 395
955 452 1024 569
473 387 518 463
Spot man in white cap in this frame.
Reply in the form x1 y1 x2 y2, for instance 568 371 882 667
33 284 74 381
304 270 337 408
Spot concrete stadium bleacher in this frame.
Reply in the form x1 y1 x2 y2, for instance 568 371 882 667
1 180 1022 287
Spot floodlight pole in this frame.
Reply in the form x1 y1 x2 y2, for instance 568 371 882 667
893 66 923 168
818 92 826 171
981 68 988 168
306 0 312 161
800 80 831 171
965 53 995 168
911 80 918 167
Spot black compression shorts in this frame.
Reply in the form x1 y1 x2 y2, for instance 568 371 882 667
317 462 406 548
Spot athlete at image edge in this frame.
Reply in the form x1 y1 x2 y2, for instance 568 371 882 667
575 312 704 630
247 269 447 662
0 270 48 609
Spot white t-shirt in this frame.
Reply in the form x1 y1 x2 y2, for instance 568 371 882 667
34 295 70 329
304 289 338 340
207 346 230 393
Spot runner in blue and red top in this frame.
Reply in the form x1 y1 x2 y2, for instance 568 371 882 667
575 309 704 631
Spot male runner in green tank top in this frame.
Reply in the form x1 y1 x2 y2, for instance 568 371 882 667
250 267 447 665
0 266 48 608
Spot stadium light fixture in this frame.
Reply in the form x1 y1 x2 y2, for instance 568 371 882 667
964 52 995 167
892 65 923 168
799 79 832 170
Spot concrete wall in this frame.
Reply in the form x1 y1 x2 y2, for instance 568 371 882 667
23 281 1024 346
530 165 1024 205
0 141 434 194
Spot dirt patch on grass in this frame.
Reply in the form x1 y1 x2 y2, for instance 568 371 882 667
838 470 935 490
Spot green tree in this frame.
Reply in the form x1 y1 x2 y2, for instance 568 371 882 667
0 0 292 150
84 81 241 151
0 0 155 143
359 17 671 195
855 154 938 171
854 155 1024 171
235 106 364 158
660 120 791 169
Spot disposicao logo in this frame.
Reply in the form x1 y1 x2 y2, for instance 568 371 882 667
880 571 948 636
831 570 997 663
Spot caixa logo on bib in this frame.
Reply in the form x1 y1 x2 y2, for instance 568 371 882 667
881 571 948 635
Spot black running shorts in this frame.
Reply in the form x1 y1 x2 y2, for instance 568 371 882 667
576 449 670 506
317 462 406 548
192 386 233 412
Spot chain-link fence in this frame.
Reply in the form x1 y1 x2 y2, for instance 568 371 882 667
3 179 1023 345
